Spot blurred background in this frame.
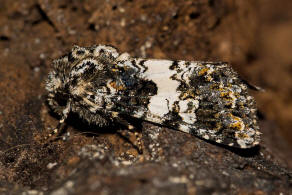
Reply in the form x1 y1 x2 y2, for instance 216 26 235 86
248 0 292 166
0 0 291 192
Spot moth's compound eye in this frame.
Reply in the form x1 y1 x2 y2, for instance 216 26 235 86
54 92 69 107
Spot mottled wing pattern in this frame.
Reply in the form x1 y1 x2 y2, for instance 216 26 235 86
125 59 261 148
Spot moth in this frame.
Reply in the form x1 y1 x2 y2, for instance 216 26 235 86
46 45 261 149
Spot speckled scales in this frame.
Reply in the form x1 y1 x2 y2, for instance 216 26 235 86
46 45 261 149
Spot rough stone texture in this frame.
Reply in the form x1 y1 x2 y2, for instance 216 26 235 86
0 0 291 194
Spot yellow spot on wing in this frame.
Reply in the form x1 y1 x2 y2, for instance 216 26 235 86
111 68 119 72
198 67 209 76
109 81 126 91
235 132 249 139
227 113 245 131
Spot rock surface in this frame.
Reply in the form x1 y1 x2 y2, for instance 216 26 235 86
0 0 291 194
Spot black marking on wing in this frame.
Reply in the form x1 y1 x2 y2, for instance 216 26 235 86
68 51 76 62
131 59 141 72
170 60 179 70
139 59 148 73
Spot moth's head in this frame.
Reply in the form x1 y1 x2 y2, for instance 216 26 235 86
45 45 120 114
46 63 70 114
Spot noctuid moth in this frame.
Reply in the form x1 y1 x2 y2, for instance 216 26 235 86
46 45 261 149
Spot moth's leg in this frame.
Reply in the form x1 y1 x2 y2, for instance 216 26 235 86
47 102 71 140
112 112 143 154
117 127 143 154
47 118 66 139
